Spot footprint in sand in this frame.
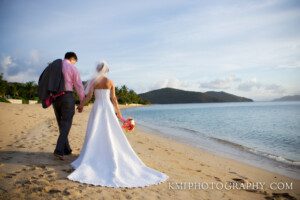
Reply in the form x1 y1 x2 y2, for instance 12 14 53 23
16 144 25 148
30 186 44 192
15 178 31 186
64 188 81 196
4 173 16 178
229 171 248 180
265 193 297 200
32 179 50 187
46 174 55 181
125 194 132 199
30 176 38 180
48 188 61 194
63 188 71 196
62 168 74 173
38 174 45 178
28 166 37 171
37 164 46 169
232 178 245 183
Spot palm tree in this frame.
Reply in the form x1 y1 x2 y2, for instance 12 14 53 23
0 73 7 97
24 81 37 100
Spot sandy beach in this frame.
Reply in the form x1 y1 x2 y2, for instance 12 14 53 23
0 102 299 200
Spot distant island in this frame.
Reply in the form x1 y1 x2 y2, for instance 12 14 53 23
273 95 300 102
138 87 253 104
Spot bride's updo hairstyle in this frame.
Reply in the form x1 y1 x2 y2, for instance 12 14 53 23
96 61 110 75
84 60 110 95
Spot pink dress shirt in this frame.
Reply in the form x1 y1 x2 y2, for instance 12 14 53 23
62 59 85 102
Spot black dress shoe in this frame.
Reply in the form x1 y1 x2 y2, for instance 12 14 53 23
64 150 72 155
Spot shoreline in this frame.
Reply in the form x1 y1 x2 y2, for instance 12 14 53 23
135 121 300 180
0 102 299 199
122 103 300 180
131 125 300 199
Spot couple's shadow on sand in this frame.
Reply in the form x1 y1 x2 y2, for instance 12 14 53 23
0 150 78 180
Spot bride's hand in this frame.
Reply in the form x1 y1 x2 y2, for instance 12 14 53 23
77 104 84 113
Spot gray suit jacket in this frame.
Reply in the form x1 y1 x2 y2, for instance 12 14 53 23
38 59 65 108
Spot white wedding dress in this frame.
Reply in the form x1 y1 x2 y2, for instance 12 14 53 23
67 89 169 188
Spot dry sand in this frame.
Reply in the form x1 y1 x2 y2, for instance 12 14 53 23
0 102 299 200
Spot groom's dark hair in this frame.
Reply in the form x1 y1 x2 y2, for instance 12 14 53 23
64 52 78 61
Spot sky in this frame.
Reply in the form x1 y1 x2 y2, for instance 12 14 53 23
0 0 299 101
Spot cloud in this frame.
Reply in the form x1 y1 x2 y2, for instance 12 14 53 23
27 50 40 65
199 75 241 89
0 56 15 71
3 69 39 83
197 75 286 96
263 83 286 93
148 77 199 92
237 78 286 94
237 78 262 91
142 75 287 100
0 50 43 82
0 55 20 76
151 77 188 90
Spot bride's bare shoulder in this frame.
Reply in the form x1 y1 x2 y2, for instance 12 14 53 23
107 78 115 86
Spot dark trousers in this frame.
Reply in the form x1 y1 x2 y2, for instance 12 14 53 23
53 92 75 156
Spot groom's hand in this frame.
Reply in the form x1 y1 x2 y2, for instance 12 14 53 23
77 104 84 113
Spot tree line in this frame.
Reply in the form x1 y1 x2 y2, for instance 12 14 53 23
0 73 150 105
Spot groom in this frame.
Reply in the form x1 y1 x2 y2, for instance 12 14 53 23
53 52 85 160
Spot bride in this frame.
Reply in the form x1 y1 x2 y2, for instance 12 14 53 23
67 61 169 188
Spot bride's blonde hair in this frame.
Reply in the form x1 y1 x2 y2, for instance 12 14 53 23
96 60 110 74
84 60 110 94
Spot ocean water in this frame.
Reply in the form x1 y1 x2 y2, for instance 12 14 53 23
123 101 300 179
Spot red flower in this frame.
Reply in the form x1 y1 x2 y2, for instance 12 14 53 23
121 117 135 132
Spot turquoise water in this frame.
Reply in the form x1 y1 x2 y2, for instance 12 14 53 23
123 101 300 179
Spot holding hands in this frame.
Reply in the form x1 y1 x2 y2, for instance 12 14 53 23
77 103 84 113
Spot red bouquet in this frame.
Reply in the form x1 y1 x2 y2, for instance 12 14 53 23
120 117 135 132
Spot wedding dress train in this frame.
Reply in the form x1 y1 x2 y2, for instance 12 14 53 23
67 89 169 188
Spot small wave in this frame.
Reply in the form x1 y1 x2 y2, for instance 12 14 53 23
169 126 206 136
138 121 300 167
248 149 300 167
209 136 300 167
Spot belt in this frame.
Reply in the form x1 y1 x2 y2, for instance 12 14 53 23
64 91 73 94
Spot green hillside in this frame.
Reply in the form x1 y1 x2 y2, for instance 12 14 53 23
139 87 253 104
